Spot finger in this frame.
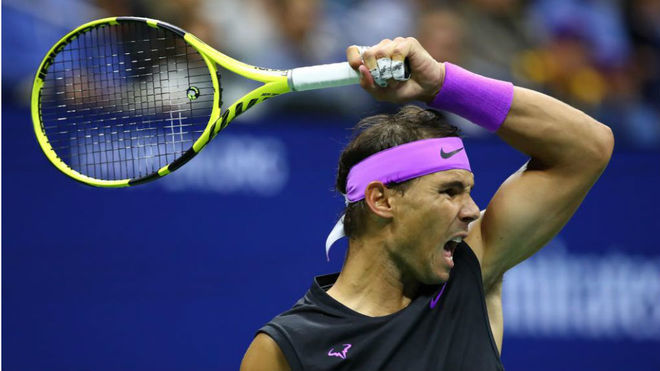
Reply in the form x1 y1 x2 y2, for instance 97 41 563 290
358 64 376 90
391 37 413 80
387 80 404 90
373 57 391 87
391 58 407 81
363 38 392 66
372 71 388 87
391 37 413 60
346 45 364 69
374 38 411 84
377 58 393 81
355 45 369 58
361 51 384 86
364 39 396 87
362 48 378 75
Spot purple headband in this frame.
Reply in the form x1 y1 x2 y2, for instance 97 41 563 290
326 137 471 260
345 137 471 202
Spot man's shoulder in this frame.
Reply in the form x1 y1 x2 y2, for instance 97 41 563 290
265 274 340 327
240 333 291 371
266 295 317 326
250 274 339 371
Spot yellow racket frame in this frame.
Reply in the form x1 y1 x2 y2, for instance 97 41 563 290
32 17 292 187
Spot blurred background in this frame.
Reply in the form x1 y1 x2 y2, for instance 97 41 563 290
2 0 659 370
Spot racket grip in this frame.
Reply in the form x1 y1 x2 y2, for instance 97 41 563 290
288 62 360 91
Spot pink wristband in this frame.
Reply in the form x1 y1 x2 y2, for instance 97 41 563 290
429 63 514 132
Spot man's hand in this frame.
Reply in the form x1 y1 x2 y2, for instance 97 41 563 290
347 37 445 104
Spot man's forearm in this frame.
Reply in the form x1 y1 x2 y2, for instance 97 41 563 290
428 62 614 173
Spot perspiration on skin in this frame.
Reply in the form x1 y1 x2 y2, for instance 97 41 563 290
379 169 479 284
325 133 474 262
334 106 462 239
240 36 614 371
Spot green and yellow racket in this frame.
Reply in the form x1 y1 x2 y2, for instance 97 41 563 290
32 16 389 187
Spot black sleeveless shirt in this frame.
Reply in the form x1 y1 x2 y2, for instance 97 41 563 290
258 242 504 370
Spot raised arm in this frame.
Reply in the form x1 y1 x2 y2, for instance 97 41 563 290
347 38 614 290
471 85 613 289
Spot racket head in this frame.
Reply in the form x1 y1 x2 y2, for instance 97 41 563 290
31 17 222 187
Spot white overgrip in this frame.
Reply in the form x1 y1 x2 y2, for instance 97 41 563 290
288 62 360 92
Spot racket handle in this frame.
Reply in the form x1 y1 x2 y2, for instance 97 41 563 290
288 62 360 91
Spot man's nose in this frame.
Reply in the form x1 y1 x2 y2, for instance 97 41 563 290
459 196 480 224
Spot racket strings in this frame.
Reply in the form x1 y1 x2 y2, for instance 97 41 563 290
39 20 215 181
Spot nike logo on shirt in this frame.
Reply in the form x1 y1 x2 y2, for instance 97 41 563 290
430 282 448 309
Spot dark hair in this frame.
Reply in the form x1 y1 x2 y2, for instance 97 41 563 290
336 105 461 238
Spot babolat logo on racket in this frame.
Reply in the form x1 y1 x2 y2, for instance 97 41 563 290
32 16 370 188
187 86 200 101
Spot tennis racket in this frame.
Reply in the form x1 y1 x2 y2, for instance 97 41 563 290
31 16 406 187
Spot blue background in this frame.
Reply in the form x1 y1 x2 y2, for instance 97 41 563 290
3 2 660 371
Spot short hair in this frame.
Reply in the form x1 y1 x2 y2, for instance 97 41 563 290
335 105 461 238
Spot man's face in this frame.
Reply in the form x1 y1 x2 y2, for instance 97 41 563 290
388 169 479 284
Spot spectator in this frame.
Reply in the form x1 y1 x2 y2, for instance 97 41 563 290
454 0 534 82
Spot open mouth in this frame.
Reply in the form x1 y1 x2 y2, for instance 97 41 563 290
441 236 462 268
443 237 462 256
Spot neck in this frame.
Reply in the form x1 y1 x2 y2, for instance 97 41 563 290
326 235 420 317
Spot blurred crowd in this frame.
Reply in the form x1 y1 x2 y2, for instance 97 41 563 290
4 0 660 149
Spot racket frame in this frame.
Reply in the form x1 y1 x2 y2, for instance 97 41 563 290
32 16 359 187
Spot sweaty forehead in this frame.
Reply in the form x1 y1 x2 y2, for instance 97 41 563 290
422 169 474 186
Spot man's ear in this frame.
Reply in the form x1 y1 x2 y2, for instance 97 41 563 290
364 181 394 219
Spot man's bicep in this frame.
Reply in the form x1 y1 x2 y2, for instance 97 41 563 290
476 159 598 287
240 333 291 371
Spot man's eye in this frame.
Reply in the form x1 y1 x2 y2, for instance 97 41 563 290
440 189 458 197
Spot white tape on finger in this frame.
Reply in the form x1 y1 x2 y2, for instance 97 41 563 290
377 58 393 81
356 46 390 87
370 67 387 87
391 60 406 81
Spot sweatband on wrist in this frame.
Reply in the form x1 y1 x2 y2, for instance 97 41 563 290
429 63 514 132
326 137 472 260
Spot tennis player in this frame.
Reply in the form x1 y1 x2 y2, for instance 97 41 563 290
240 37 613 370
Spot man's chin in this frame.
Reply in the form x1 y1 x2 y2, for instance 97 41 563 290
425 268 451 285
